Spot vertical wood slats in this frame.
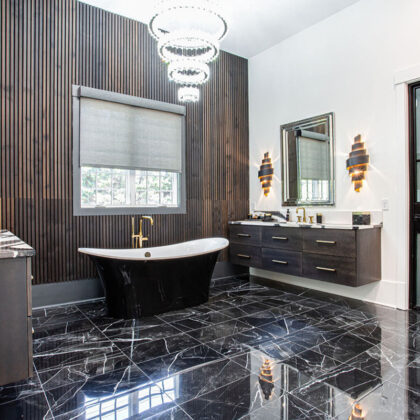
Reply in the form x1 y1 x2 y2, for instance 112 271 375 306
0 0 249 285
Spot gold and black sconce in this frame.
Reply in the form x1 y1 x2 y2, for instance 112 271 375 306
258 152 274 196
346 134 369 192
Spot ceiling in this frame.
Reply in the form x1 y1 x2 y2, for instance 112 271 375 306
80 0 360 58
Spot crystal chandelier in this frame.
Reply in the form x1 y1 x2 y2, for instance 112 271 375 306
148 0 228 103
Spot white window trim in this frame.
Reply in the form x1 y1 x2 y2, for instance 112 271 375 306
72 85 186 216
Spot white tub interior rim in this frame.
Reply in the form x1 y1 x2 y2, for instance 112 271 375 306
78 237 229 261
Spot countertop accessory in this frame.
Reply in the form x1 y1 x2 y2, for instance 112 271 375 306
258 152 274 196
316 213 323 224
346 134 369 192
262 213 274 222
309 215 314 224
255 210 288 222
352 212 371 225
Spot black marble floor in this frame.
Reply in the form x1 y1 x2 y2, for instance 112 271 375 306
1 275 419 419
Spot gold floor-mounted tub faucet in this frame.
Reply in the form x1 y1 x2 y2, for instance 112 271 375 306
131 216 154 248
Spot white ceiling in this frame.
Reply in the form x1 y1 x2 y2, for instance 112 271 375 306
80 0 360 58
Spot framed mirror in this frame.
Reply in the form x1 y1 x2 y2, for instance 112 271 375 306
281 112 335 206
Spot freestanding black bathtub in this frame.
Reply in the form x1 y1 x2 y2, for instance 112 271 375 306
79 238 229 318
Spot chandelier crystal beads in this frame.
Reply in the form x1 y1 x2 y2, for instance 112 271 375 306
148 0 228 103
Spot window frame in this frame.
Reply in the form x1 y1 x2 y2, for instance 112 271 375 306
72 85 186 216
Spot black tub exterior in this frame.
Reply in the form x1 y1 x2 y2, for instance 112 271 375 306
90 251 220 318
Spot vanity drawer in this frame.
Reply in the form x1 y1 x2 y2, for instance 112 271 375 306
262 248 302 276
262 227 302 251
302 253 356 286
229 244 262 267
229 225 262 246
303 229 356 257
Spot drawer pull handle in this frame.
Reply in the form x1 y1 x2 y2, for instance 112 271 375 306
237 254 251 259
272 259 288 265
237 233 251 238
272 236 288 241
316 240 336 244
316 266 336 272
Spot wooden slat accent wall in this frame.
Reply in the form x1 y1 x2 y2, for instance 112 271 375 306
0 0 249 285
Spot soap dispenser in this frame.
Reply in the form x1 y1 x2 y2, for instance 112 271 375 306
286 209 290 222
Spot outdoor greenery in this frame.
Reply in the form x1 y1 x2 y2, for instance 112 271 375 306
81 167 178 208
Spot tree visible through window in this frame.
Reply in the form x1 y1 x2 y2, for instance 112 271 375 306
81 167 179 208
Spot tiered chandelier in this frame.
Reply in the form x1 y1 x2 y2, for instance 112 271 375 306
148 0 228 103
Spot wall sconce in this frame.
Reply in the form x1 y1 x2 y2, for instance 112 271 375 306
258 152 274 196
346 134 369 192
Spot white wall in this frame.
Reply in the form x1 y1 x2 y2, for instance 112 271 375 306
249 0 420 309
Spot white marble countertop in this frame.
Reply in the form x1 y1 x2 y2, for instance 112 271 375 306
0 230 36 258
228 220 382 230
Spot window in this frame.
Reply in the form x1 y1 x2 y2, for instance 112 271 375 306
80 167 179 208
72 86 186 215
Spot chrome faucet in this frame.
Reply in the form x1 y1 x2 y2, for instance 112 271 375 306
296 207 307 223
131 216 154 248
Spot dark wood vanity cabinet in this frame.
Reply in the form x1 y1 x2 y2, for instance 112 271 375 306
229 224 381 287
0 231 35 386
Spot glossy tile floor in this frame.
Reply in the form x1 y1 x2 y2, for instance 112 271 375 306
1 275 419 419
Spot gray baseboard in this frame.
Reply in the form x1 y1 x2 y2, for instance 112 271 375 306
32 278 104 309
32 262 248 309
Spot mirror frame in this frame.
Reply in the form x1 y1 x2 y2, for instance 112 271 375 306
280 112 335 207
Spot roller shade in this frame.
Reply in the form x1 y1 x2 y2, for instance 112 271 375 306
297 135 330 181
79 97 183 172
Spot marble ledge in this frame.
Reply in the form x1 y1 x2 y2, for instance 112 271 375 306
229 220 382 230
0 230 36 259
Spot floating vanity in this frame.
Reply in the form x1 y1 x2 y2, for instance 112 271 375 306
0 230 35 385
229 221 381 287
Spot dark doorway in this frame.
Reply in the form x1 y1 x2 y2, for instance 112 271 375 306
409 82 420 308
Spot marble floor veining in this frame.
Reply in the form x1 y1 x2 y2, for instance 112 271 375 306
1 275 419 419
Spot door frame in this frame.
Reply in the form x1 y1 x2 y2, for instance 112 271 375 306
409 82 420 308
394 65 420 310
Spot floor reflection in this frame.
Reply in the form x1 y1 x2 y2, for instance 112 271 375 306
0 275 419 419
82 376 177 419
